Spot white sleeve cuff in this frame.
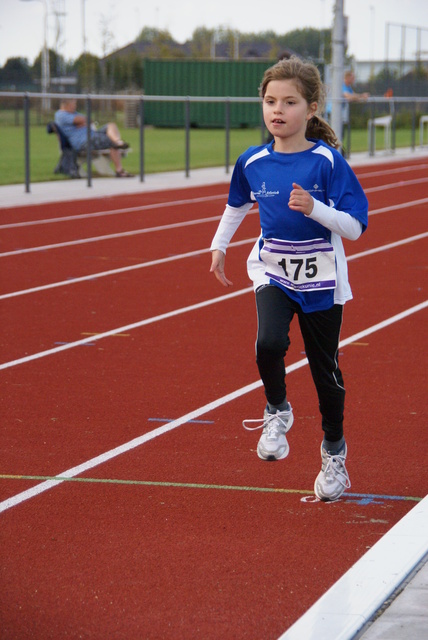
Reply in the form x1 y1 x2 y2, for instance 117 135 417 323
310 198 363 240
210 202 254 253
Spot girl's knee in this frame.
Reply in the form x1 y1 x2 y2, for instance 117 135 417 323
256 334 290 359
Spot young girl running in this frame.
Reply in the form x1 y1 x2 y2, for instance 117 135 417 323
210 57 368 501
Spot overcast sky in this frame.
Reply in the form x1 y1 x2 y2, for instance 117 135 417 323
1 0 427 69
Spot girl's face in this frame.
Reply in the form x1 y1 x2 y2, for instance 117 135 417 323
263 79 317 150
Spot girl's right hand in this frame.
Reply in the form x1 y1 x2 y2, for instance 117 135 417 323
210 249 233 287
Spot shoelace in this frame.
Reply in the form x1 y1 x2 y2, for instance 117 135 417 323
242 410 292 433
323 452 351 489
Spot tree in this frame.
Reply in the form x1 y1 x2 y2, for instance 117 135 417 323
104 52 144 91
135 26 182 58
275 28 332 62
190 28 213 58
74 53 102 92
0 57 33 88
33 48 67 79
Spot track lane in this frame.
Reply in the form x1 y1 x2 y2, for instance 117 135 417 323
1 215 426 364
1 182 426 301
0 183 231 224
1 306 425 639
0 215 258 295
1 158 427 640
1 172 425 252
1 248 426 498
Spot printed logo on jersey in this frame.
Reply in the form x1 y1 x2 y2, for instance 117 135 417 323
307 183 325 194
251 182 280 199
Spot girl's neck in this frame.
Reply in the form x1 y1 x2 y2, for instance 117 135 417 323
273 137 315 154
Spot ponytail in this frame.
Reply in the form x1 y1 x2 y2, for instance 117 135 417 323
306 114 341 149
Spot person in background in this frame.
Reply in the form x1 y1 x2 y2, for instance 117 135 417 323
54 98 133 177
210 57 368 502
325 70 370 125
342 70 370 129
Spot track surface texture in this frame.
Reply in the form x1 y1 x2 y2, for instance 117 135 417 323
1 158 427 639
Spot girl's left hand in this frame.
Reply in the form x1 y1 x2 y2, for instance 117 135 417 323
288 183 314 216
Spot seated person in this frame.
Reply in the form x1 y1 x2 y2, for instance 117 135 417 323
342 70 370 126
54 98 133 177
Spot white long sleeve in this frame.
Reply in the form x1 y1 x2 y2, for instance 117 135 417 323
310 198 363 240
210 202 254 253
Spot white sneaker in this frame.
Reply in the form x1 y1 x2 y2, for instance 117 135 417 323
243 405 294 460
314 442 351 501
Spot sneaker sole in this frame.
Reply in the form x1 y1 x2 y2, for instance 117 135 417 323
314 485 346 502
257 442 290 461
314 472 348 502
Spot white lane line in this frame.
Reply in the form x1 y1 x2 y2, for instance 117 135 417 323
0 287 253 370
1 171 426 230
0 237 255 300
347 231 428 261
0 299 426 514
1 235 427 368
1 195 427 258
0 213 225 257
368 196 428 217
1 226 427 301
0 193 228 229
364 176 428 193
356 163 428 179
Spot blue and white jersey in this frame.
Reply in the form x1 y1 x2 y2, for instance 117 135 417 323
223 139 368 312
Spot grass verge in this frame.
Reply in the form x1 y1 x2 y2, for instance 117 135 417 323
0 125 421 186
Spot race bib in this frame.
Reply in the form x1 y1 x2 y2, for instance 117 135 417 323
260 237 336 292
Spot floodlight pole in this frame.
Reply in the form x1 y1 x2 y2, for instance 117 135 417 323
81 0 87 53
331 0 345 148
21 0 50 111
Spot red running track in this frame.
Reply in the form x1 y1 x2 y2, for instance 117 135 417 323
0 157 427 639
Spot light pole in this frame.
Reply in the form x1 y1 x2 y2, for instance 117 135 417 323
20 0 50 110
370 5 375 76
81 0 87 53
331 0 345 148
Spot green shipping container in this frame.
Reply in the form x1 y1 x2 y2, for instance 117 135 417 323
143 59 275 128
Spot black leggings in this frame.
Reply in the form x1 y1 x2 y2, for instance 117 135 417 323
255 285 345 442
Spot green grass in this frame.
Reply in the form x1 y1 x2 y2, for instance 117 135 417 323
0 125 264 185
0 123 423 186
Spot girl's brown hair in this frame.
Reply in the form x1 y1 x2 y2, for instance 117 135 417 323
260 56 340 149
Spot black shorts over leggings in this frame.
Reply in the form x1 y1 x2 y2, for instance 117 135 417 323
255 284 345 442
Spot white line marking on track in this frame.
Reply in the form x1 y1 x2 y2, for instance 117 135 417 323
368 196 428 216
0 300 426 514
0 238 254 300
1 231 426 301
1 233 427 366
0 193 228 229
0 213 226 257
356 163 428 180
1 194 427 258
364 176 428 193
0 287 253 370
347 232 428 261
1 167 426 229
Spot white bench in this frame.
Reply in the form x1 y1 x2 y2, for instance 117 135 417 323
420 115 428 147
367 115 393 153
77 149 118 177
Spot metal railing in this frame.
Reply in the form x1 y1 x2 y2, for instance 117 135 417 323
1 91 265 193
1 91 428 193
